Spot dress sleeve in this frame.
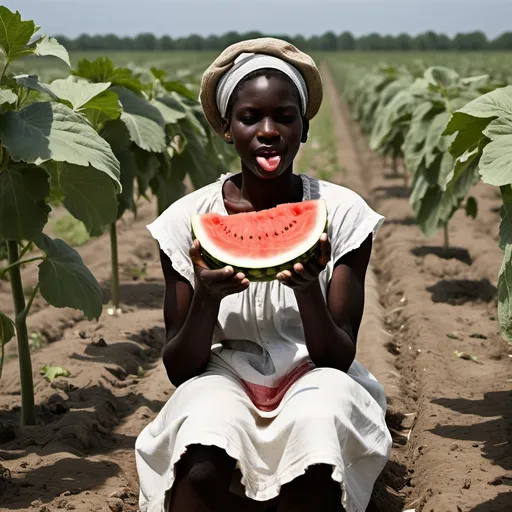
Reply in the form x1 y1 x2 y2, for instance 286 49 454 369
146 201 195 287
328 191 385 265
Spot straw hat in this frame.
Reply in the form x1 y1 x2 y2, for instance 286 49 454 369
200 37 323 135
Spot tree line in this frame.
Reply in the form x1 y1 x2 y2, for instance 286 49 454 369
54 30 512 52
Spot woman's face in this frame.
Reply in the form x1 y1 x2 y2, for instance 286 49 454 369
223 74 307 180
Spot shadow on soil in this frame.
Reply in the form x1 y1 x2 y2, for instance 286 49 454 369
426 279 497 305
385 217 417 227
431 390 512 472
411 246 473 265
102 282 165 309
373 186 410 199
471 493 512 512
0 458 121 509
0 326 167 510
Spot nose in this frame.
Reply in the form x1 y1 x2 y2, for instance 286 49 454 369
257 117 280 144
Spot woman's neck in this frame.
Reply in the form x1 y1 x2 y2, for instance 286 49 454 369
223 165 303 214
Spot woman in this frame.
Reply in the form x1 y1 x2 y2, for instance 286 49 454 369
135 38 392 512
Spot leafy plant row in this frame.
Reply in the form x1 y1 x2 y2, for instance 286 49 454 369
328 58 512 344
0 7 234 425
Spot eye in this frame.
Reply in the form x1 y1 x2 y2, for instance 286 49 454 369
277 113 297 124
241 114 259 124
236 109 260 125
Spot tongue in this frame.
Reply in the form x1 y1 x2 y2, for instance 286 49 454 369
256 155 281 172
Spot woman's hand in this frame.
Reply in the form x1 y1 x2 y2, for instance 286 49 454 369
276 233 331 293
189 239 250 300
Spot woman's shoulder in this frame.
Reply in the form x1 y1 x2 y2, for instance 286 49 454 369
149 177 224 227
145 175 227 253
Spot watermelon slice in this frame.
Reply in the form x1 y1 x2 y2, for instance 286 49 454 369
191 200 328 281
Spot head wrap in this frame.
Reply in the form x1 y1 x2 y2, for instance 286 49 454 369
215 52 309 118
200 37 323 135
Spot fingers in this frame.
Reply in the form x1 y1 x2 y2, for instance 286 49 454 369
190 239 250 297
319 233 331 267
277 235 331 290
189 240 208 269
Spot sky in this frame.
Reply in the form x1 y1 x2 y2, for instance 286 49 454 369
6 0 512 39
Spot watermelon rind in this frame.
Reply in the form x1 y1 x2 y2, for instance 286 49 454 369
190 200 328 282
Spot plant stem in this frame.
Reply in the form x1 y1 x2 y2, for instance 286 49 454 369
0 256 44 277
443 224 450 249
0 59 9 84
23 284 40 319
18 241 34 260
110 222 120 309
7 241 35 426
392 157 398 175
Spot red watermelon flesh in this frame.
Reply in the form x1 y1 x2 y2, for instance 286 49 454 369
191 200 327 280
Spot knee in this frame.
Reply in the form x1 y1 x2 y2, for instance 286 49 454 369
177 445 235 492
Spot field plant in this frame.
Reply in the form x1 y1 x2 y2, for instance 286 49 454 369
0 7 121 425
331 60 500 244
67 57 234 310
0 7 235 425
329 56 512 342
443 85 512 342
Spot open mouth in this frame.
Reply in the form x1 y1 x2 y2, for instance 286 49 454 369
255 149 284 172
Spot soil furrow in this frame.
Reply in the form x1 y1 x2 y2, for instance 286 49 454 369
323 62 512 512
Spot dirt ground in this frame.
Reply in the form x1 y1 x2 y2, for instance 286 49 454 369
322 66 512 511
0 64 511 512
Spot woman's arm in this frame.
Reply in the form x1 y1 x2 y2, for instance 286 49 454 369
159 242 250 387
293 234 373 372
160 250 221 386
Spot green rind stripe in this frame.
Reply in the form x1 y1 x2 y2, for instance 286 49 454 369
191 214 328 282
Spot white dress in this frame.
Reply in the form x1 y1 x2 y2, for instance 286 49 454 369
135 173 392 512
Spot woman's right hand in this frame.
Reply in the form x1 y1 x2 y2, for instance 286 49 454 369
189 239 250 300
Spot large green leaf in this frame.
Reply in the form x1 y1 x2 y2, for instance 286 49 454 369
116 149 138 218
100 118 132 152
0 165 50 241
56 163 118 231
0 311 15 380
0 6 38 62
112 86 166 153
0 88 17 105
47 77 111 110
498 243 512 343
0 102 121 190
444 112 493 159
370 88 413 151
499 186 512 250
152 172 186 215
479 110 512 186
151 95 187 125
424 66 460 89
82 91 121 129
33 36 70 66
402 101 434 173
424 111 453 168
47 77 121 129
161 80 197 101
133 147 161 196
444 86 512 186
35 234 103 320
14 74 59 99
73 57 144 93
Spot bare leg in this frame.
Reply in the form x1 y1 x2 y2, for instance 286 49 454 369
278 464 345 512
168 444 266 512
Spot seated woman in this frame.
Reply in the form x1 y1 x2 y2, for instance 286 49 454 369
135 38 392 512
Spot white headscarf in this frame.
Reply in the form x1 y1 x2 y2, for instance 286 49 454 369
215 52 309 118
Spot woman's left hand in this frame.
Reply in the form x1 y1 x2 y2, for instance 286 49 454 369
276 233 331 292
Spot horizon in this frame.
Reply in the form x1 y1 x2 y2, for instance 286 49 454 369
4 0 512 39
